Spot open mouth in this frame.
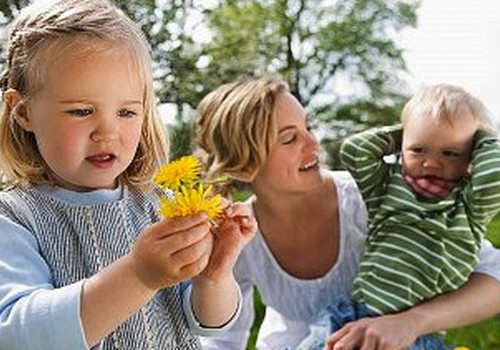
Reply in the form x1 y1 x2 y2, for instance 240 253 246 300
87 154 115 161
86 153 117 168
416 175 457 187
299 159 318 171
420 175 443 181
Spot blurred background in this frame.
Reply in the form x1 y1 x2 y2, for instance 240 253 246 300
1 1 499 348
2 1 499 162
1 0 419 164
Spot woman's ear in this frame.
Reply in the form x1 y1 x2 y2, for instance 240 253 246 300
4 88 33 131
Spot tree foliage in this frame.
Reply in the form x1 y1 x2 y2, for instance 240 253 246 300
0 0 419 162
200 0 418 165
0 0 28 24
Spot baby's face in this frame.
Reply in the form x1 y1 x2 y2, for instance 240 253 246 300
402 113 478 181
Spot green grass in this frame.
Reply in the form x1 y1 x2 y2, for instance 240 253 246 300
247 215 500 350
444 215 500 350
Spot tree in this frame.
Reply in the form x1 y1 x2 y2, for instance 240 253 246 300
0 0 27 24
0 0 419 163
111 0 205 159
0 0 203 159
199 0 418 165
0 0 29 69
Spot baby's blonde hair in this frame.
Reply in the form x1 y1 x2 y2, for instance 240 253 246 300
195 75 288 185
401 83 492 131
0 0 168 188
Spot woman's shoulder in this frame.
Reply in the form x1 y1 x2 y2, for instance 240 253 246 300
324 169 367 237
323 170 362 200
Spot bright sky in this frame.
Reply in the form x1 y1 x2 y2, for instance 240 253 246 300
163 1 500 127
401 0 500 126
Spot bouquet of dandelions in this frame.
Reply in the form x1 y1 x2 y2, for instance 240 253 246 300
154 155 225 223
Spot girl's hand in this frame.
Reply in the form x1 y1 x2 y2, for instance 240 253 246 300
325 313 420 350
197 202 256 282
128 213 213 291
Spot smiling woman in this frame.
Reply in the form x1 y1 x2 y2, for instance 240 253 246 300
194 75 500 350
0 1 253 349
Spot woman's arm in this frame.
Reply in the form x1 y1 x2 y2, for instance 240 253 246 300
199 277 256 349
326 239 500 350
405 272 500 334
190 203 256 330
326 273 500 350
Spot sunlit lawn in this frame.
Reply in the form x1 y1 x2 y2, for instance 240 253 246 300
444 215 500 350
247 215 500 350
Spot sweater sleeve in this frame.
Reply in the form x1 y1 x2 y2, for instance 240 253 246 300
475 238 500 282
0 215 90 350
199 274 255 349
464 130 500 225
339 124 403 203
182 282 243 338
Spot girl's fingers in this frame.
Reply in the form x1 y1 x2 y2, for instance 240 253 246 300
155 213 208 238
169 221 210 249
172 232 213 267
178 248 212 278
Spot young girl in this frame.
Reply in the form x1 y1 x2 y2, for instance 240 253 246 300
0 1 255 349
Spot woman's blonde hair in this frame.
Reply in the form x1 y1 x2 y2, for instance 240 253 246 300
195 75 288 190
0 0 168 188
401 83 493 131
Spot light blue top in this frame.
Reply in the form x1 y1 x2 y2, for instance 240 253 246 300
0 185 238 350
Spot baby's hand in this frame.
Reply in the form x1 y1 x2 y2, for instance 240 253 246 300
197 202 256 282
128 213 213 291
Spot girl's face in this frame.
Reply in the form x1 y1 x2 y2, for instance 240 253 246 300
252 92 321 194
19 44 144 191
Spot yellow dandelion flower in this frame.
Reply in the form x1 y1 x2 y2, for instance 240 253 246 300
154 155 201 191
159 183 224 220
454 347 471 350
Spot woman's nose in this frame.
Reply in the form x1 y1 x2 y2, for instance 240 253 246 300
305 130 320 151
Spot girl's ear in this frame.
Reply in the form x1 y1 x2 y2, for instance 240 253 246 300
4 89 33 131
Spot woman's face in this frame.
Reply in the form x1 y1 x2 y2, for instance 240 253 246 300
252 92 321 194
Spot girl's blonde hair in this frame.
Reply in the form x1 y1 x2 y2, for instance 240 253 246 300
0 0 168 188
401 83 493 131
195 75 288 188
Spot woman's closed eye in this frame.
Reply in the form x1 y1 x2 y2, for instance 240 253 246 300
280 131 297 145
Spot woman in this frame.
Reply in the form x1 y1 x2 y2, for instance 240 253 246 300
195 75 500 349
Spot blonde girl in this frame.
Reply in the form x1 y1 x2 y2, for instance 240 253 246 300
0 1 255 349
